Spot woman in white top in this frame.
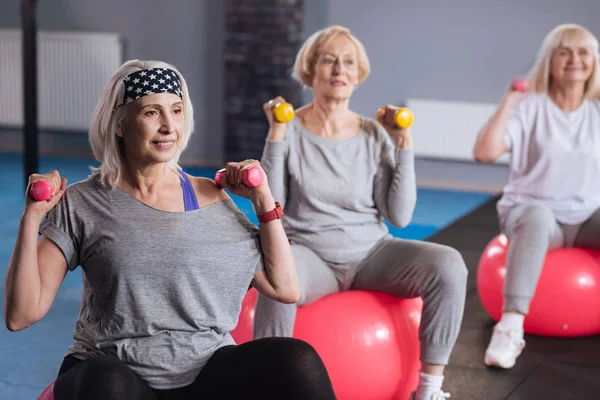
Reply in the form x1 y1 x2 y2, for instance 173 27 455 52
473 23 600 369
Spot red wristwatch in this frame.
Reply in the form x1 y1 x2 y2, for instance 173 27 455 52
257 202 284 224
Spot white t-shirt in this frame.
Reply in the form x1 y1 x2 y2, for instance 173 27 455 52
497 92 600 225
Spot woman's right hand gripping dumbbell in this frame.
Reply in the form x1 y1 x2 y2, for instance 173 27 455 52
26 171 68 218
264 96 295 142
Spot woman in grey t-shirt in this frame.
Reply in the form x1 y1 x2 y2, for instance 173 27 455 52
474 23 600 370
4 60 337 400
254 25 468 400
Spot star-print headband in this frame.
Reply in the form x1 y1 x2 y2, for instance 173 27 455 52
117 67 183 107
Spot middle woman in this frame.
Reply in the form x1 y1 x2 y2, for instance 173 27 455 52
253 25 467 400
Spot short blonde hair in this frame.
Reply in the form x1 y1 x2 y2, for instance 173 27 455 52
292 25 370 88
528 24 600 99
88 60 195 187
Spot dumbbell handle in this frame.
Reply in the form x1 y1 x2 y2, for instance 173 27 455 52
377 107 414 129
215 166 264 188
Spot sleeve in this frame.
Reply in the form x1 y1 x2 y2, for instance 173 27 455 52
260 124 292 209
38 190 81 271
226 200 265 275
253 236 265 275
372 125 417 228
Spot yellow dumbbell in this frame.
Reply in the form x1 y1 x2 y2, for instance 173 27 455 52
377 106 414 129
273 102 295 123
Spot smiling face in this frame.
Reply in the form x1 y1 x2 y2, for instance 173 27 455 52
117 93 184 167
550 42 595 86
311 34 360 100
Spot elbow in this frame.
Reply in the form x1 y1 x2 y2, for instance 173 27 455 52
473 155 496 164
278 295 300 304
387 209 415 229
5 315 31 332
5 321 23 332
391 218 411 229
472 151 490 163
270 280 300 304
472 147 498 164
4 306 37 332
276 285 301 304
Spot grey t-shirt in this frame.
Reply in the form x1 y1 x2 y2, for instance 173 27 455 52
261 116 417 264
39 174 263 389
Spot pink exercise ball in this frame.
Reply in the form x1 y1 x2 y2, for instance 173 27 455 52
37 380 54 400
477 234 600 337
232 289 423 400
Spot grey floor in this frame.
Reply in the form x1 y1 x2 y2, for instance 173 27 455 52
428 197 600 400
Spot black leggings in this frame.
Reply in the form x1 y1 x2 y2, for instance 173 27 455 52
53 337 336 400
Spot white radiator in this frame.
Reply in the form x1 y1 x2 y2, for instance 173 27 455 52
407 98 509 164
0 29 122 131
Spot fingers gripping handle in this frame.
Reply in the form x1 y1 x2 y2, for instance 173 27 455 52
215 166 265 189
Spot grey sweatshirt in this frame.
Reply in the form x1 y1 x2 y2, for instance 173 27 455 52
261 116 417 264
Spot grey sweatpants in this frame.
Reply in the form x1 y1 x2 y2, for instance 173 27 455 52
501 204 600 314
253 237 468 366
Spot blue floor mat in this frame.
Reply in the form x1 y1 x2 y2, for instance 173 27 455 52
0 153 492 398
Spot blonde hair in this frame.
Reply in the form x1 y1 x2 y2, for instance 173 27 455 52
528 24 600 99
292 25 370 88
88 60 195 187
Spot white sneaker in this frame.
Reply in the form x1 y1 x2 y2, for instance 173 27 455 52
410 390 451 400
484 323 525 369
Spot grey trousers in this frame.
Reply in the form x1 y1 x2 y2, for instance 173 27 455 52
501 204 600 314
253 237 468 365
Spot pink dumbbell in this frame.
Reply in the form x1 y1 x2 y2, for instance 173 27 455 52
511 76 529 92
30 180 53 201
215 166 264 189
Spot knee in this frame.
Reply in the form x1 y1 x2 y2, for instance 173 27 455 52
260 338 335 398
428 246 468 289
515 204 555 232
77 356 141 393
269 338 328 375
280 337 322 363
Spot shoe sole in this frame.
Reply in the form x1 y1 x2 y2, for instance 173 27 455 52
484 352 518 369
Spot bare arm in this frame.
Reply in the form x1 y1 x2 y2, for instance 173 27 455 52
4 173 69 331
217 161 299 304
473 91 527 163
250 194 299 304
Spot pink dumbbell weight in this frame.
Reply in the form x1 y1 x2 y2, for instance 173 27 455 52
30 180 53 201
511 76 529 92
215 166 264 188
